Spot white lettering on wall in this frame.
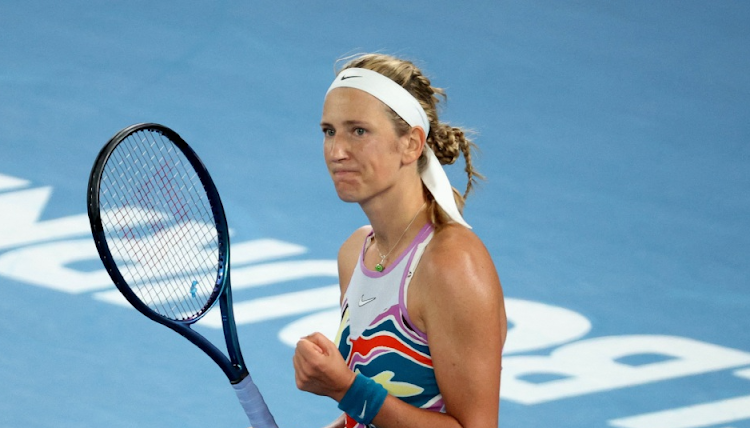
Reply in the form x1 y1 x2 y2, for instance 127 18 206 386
501 335 750 404
503 298 591 354
0 187 90 251
609 368 750 428
199 285 340 328
0 173 29 191
0 238 111 293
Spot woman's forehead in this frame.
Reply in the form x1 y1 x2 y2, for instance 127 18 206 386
322 87 389 120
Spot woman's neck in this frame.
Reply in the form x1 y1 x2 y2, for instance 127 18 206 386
362 192 429 254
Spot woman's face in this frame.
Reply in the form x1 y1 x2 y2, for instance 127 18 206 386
321 87 407 204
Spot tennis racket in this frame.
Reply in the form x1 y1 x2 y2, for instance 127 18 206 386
87 123 278 428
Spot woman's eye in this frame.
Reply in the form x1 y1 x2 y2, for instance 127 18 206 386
322 128 335 137
354 128 366 136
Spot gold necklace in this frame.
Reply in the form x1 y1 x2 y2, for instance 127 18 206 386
374 202 426 272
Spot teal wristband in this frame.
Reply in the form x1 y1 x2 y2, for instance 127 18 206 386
338 373 388 425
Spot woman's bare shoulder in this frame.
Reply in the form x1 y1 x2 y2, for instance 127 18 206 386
338 225 372 259
426 224 491 265
421 224 502 302
337 225 372 296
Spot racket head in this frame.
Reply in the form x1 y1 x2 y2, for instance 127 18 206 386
87 123 230 325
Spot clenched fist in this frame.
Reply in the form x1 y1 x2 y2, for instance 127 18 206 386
292 332 356 402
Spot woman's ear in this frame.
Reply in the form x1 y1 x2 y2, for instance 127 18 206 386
402 126 426 165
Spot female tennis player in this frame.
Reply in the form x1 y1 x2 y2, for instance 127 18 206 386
293 53 507 428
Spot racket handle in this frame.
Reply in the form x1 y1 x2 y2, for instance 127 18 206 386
232 374 279 428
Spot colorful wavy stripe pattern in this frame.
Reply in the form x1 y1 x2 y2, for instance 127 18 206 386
336 299 445 427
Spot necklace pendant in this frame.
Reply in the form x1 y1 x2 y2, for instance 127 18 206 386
375 263 385 272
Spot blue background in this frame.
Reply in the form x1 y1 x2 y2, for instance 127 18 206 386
1 1 748 427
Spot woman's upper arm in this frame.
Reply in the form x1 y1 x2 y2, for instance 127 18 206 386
419 229 507 428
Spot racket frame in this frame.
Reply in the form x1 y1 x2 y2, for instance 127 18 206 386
87 123 248 384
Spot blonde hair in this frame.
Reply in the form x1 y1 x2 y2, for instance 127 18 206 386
336 53 483 229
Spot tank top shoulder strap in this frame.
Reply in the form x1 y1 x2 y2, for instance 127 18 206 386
399 224 435 341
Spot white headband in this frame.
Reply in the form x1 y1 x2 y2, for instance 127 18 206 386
327 68 471 228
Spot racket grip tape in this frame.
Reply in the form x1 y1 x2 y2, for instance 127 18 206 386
232 374 279 428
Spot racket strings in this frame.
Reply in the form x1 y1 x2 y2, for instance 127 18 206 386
99 129 223 321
